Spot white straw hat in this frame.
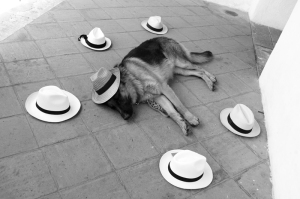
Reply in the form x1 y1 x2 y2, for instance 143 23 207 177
159 149 213 189
141 16 168 35
220 104 260 137
25 86 81 123
91 67 120 104
78 27 111 51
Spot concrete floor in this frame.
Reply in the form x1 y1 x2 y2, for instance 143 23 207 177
0 0 272 199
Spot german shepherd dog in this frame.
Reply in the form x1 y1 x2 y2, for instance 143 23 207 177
105 37 216 135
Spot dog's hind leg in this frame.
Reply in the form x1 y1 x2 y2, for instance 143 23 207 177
174 67 216 91
153 95 192 136
161 84 200 127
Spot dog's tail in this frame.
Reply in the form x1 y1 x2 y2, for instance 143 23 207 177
190 51 213 64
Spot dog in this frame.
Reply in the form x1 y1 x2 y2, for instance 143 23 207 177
104 37 216 135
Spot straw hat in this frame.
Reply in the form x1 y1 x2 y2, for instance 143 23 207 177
25 86 81 122
220 104 261 137
90 67 120 104
159 149 213 189
78 27 111 51
141 16 168 35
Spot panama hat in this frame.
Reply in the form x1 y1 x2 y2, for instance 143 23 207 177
91 67 120 104
160 149 213 189
25 86 81 123
141 16 168 35
220 104 260 137
78 27 111 51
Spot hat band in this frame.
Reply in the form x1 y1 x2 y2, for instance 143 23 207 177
227 114 252 134
168 162 204 182
95 74 116 95
36 102 70 115
78 35 107 49
147 23 163 32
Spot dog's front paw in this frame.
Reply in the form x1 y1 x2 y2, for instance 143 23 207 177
179 120 192 136
185 114 200 127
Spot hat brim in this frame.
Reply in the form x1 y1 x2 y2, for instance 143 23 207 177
159 150 213 189
141 20 168 35
91 67 120 104
25 90 81 123
80 37 112 51
220 108 261 137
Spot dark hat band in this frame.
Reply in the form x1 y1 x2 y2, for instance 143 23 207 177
147 23 163 32
78 35 107 49
95 74 116 95
227 114 252 134
36 102 70 115
168 162 204 182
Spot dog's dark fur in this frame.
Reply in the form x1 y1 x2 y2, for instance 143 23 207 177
105 37 216 135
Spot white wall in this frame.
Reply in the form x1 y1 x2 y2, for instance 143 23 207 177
249 0 297 30
204 0 254 12
259 0 300 198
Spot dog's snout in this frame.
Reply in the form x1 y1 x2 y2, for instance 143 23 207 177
122 112 132 120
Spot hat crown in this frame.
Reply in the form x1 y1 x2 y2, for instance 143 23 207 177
87 27 106 45
230 104 254 130
36 86 70 111
148 16 163 29
170 150 206 179
90 67 113 91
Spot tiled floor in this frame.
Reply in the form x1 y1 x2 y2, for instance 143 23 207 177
0 0 272 199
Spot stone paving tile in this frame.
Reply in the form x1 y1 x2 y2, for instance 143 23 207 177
236 162 272 199
252 33 274 49
92 0 123 8
193 39 229 54
169 6 196 16
82 50 121 71
60 73 93 101
216 24 245 37
176 0 199 6
31 12 56 24
58 21 93 37
108 32 139 49
232 24 252 35
128 7 153 18
191 179 251 199
96 123 159 169
189 106 228 140
116 18 144 32
203 132 261 177
233 49 256 67
5 58 55 85
203 53 251 75
0 41 43 62
163 16 192 28
199 26 229 39
183 79 228 104
47 54 93 77
137 116 190 153
0 115 37 159
52 1 74 10
115 47 134 58
184 142 229 186
103 7 135 19
0 63 10 87
118 158 192 199
0 87 23 118
216 73 252 96
187 6 212 15
79 8 110 21
159 0 181 6
215 37 250 53
0 151 57 199
147 7 176 17
36 38 79 57
0 28 32 43
206 98 236 118
233 35 254 48
69 36 92 53
14 79 61 109
89 20 125 34
43 136 112 189
25 23 66 40
269 27 282 45
165 29 190 42
129 31 160 43
27 115 89 147
67 0 98 9
233 67 260 90
171 81 202 107
60 173 130 199
233 92 264 122
39 193 62 199
131 103 161 122
80 100 127 132
50 10 85 22
177 27 209 41
238 121 269 160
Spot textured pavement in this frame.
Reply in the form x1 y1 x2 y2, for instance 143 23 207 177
0 0 272 199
